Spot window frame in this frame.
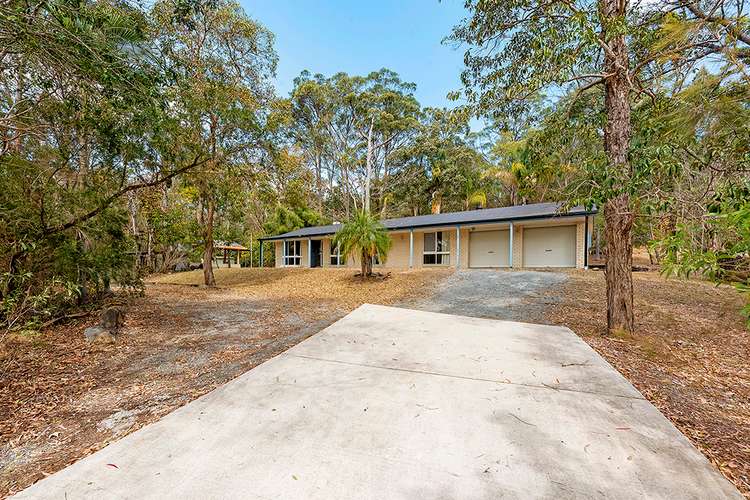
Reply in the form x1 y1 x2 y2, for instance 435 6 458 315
330 241 343 266
422 231 450 266
283 240 302 267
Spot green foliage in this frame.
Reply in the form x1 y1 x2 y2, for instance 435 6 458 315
389 107 495 214
659 189 750 326
0 0 166 328
332 211 392 277
151 0 277 285
263 206 327 236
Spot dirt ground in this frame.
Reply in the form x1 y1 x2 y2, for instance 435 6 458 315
2 265 748 498
546 270 750 497
0 268 448 498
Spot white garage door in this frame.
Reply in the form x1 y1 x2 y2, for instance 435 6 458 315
469 230 509 268
522 226 576 267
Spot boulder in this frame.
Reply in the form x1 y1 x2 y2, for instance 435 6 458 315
174 261 189 272
94 331 117 344
84 325 115 343
100 306 125 332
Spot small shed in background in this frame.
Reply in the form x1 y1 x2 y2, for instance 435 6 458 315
213 242 249 268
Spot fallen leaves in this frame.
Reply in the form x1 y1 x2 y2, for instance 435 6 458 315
546 270 750 498
0 268 449 497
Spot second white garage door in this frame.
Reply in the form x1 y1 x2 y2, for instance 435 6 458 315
469 230 509 267
522 225 577 267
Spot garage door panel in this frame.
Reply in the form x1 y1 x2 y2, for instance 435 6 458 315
469 230 509 267
522 226 576 267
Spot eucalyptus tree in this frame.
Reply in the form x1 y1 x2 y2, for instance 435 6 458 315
391 107 491 215
288 71 337 208
450 0 750 334
0 0 208 324
289 69 421 217
152 0 276 286
348 69 421 213
289 71 356 217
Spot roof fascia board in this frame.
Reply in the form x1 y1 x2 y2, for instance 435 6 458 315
259 210 597 241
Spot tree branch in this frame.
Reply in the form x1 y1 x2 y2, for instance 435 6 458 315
682 1 750 47
42 156 210 237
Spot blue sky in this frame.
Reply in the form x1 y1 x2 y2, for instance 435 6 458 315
243 0 470 109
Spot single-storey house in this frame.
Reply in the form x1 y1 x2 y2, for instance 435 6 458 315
257 202 596 270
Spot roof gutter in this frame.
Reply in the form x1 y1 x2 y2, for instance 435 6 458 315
257 210 598 242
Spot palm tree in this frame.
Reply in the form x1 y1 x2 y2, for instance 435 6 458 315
333 210 392 277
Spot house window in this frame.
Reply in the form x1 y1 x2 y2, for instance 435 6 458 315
423 231 449 265
330 241 343 266
283 240 301 266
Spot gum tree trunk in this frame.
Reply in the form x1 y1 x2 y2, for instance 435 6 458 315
202 194 216 287
600 0 635 334
364 116 374 213
604 194 634 332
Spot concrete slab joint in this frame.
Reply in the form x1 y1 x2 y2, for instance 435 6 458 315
13 304 743 500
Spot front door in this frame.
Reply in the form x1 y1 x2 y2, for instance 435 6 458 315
310 240 322 267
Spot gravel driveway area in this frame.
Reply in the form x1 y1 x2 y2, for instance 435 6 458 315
401 269 569 322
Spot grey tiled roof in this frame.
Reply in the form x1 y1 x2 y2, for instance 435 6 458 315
259 202 596 241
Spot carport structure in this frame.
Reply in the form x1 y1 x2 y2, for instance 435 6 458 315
258 202 596 270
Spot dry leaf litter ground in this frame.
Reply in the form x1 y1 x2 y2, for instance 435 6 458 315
2 265 748 498
546 270 750 497
0 268 448 497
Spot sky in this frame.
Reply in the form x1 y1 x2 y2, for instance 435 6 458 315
242 0 470 110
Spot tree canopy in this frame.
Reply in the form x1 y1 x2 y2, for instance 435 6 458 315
1 0 748 331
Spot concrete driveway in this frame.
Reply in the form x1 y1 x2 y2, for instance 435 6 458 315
14 304 740 499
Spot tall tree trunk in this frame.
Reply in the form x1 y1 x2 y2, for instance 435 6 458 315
601 0 635 334
202 194 216 287
146 229 153 270
379 146 390 217
431 192 442 214
360 249 368 277
343 164 350 218
13 56 23 154
364 116 374 213
604 194 634 332
315 154 323 210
